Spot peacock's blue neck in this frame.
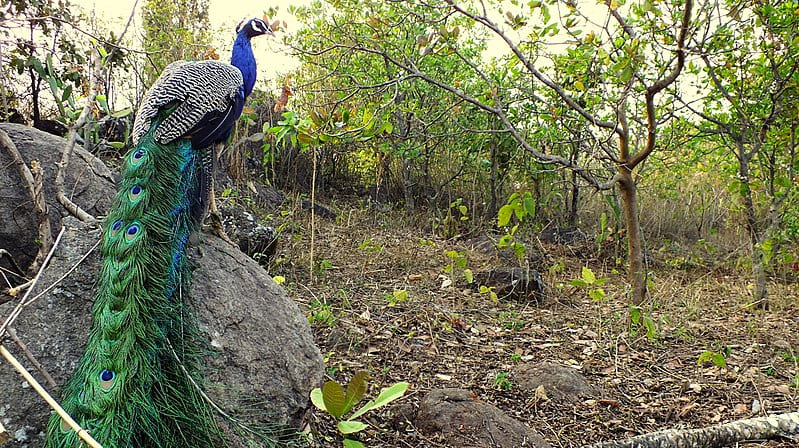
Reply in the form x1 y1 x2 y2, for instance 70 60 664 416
231 32 256 97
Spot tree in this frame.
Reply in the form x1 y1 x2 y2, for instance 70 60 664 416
290 0 697 305
685 0 799 306
141 0 210 85
0 0 85 126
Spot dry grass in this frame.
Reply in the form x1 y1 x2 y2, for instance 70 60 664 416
265 200 799 447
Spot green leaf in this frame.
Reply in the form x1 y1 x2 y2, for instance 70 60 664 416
108 141 125 149
110 107 131 118
497 204 514 227
343 439 366 448
522 195 535 218
620 65 633 82
349 382 408 420
581 266 596 284
322 380 347 419
711 353 727 368
273 275 286 285
589 288 605 301
568 279 588 288
463 269 474 284
338 420 368 434
344 371 369 414
310 388 327 412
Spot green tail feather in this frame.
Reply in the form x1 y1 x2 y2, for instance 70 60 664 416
46 111 222 448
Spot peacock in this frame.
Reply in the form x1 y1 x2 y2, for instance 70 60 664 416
45 17 272 448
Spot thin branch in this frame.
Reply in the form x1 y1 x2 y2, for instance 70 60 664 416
446 0 621 133
55 50 100 223
0 345 102 448
629 0 693 169
0 226 65 340
6 327 57 391
22 237 101 309
0 130 52 275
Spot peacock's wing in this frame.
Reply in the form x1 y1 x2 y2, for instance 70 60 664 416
131 60 244 148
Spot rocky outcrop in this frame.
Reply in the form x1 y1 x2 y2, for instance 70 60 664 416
0 125 324 447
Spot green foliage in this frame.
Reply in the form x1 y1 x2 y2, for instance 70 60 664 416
698 348 730 369
492 371 512 391
498 311 525 332
311 372 408 447
141 0 211 84
384 289 409 307
443 250 472 285
569 267 609 302
308 299 337 326
479 285 498 303
629 306 659 341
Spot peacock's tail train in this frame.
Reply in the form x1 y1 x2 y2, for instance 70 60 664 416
45 111 220 448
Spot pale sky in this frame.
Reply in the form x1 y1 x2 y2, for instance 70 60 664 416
74 0 310 92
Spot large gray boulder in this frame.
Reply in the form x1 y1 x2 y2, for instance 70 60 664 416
0 123 115 274
0 125 323 447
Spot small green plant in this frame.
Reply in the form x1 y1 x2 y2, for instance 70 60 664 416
358 238 383 253
493 371 512 390
698 347 730 368
569 266 609 301
629 305 659 341
498 311 525 332
496 191 535 262
444 250 473 284
479 285 498 303
311 371 409 448
384 289 409 307
441 198 469 239
780 352 799 364
308 299 336 326
510 353 522 362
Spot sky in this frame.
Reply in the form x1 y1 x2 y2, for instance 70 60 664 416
73 0 310 92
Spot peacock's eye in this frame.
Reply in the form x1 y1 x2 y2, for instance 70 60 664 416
132 148 145 160
100 369 115 382
129 185 143 201
111 220 123 233
126 224 140 238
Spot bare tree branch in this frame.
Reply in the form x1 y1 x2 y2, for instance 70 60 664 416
0 130 52 276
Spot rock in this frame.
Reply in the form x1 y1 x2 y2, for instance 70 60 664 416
0 218 323 447
219 204 279 264
513 363 595 402
413 388 549 448
474 266 547 302
0 121 323 447
0 123 116 274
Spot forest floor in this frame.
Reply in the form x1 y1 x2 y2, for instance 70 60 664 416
265 198 799 448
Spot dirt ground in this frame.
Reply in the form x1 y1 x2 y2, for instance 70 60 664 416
268 201 799 448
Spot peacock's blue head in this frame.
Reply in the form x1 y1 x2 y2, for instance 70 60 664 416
236 18 273 39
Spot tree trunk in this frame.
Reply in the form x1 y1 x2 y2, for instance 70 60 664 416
568 169 579 228
617 168 647 305
738 146 768 306
488 139 498 219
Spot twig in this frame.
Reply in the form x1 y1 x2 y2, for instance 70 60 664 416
0 131 52 275
55 50 100 223
0 419 8 444
6 328 58 391
22 237 101 308
0 226 65 340
0 345 102 448
6 279 32 298
0 249 24 278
